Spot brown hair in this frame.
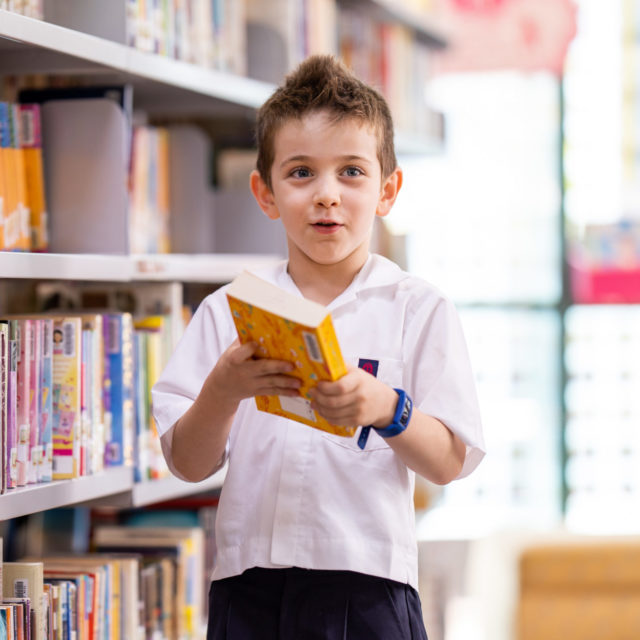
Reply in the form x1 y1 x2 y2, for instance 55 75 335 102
255 54 396 190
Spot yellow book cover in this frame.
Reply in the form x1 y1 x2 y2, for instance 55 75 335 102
226 270 353 436
51 316 81 479
19 104 48 251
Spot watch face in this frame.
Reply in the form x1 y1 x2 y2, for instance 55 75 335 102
400 397 412 426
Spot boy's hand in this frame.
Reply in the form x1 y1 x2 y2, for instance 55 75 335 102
309 366 399 428
206 339 301 406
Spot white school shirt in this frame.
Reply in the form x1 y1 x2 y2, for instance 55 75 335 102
152 254 484 590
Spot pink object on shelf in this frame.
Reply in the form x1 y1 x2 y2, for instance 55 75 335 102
569 260 640 304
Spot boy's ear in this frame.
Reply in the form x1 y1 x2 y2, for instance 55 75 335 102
376 167 403 218
250 169 280 220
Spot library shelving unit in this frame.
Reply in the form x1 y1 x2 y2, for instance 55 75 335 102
0 2 447 520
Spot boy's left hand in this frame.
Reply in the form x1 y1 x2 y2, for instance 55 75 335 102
309 366 399 428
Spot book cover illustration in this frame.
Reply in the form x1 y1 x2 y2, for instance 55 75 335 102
51 317 81 480
226 271 353 437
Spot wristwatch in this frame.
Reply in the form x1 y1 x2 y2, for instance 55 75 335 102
372 388 413 438
357 388 413 449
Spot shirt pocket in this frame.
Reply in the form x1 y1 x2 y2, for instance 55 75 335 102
320 356 404 453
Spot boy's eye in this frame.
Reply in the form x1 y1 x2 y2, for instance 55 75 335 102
343 166 363 177
290 167 311 178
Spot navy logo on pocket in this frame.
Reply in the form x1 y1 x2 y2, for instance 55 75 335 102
358 358 379 377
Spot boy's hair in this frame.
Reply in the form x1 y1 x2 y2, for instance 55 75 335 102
255 55 397 190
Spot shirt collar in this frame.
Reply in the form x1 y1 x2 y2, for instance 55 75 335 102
253 254 409 310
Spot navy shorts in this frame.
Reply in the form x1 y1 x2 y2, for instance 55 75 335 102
206 567 429 640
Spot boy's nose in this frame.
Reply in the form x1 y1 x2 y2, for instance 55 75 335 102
313 178 341 208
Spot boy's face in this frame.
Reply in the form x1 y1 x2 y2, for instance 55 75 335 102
251 110 401 278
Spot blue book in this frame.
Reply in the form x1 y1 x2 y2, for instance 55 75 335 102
104 312 134 468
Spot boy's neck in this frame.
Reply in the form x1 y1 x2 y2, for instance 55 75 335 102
287 251 369 306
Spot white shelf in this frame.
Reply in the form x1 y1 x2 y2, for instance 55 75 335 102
0 465 226 518
132 253 283 282
0 10 274 113
0 466 133 520
0 252 283 283
129 466 227 508
0 252 132 281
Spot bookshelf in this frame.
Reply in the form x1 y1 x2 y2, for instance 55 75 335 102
0 1 447 520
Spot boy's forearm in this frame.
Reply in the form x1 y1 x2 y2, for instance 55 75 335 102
170 385 239 482
385 409 466 485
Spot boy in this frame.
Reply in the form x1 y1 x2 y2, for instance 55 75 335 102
152 55 484 639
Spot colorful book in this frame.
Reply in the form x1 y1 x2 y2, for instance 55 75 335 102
14 317 32 486
2 562 44 640
104 312 135 469
0 320 7 494
226 270 352 436
0 102 12 251
51 316 82 480
18 103 48 251
6 104 30 251
39 317 53 482
6 320 18 489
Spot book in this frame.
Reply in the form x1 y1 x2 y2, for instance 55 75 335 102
226 271 352 436
2 561 44 640
5 320 18 489
18 104 48 251
0 321 7 494
51 316 81 480
103 312 135 469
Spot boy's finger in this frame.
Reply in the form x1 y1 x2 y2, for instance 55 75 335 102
252 359 296 375
229 340 258 362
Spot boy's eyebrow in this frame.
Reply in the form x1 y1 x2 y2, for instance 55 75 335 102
279 154 373 168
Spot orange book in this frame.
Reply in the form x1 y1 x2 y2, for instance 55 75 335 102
4 103 30 251
0 101 13 250
226 271 352 436
19 103 48 251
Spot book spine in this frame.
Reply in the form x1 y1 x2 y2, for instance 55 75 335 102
52 317 81 480
18 103 48 251
15 318 32 486
28 317 42 484
6 319 18 488
40 318 53 482
0 322 7 494
8 103 31 250
0 102 13 251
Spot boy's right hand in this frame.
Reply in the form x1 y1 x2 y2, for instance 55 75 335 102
206 339 302 406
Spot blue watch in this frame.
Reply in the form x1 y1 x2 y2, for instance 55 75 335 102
356 388 413 449
373 388 413 438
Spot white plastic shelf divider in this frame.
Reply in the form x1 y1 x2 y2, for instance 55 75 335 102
0 466 133 520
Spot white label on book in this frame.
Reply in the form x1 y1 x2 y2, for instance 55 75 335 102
13 578 28 598
302 331 323 363
279 395 316 422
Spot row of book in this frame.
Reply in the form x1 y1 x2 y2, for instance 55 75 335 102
0 309 174 494
339 10 436 138
126 0 247 75
0 0 42 19
0 91 174 255
0 102 48 252
1 524 207 639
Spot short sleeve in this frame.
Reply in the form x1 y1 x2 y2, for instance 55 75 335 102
403 293 485 479
151 288 234 443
